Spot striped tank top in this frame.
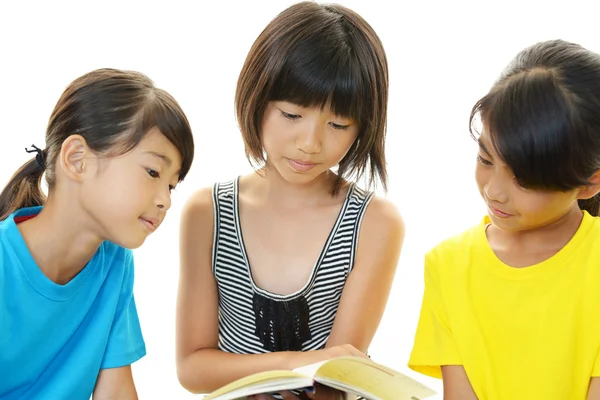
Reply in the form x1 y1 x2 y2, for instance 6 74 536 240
212 177 373 356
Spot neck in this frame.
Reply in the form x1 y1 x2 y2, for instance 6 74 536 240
251 166 341 209
17 193 103 285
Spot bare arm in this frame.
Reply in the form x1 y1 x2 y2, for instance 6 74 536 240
92 366 138 400
441 366 478 400
588 378 600 400
326 197 404 352
175 188 364 393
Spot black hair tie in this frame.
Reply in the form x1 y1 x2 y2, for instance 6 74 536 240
25 144 46 170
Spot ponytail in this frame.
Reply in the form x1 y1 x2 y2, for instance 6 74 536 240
0 148 47 221
579 194 600 217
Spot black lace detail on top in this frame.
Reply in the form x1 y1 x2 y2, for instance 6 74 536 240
253 292 312 351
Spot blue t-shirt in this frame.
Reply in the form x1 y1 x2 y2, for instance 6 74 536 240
0 207 146 399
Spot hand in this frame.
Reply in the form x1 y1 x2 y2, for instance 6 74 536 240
290 344 367 370
322 344 367 360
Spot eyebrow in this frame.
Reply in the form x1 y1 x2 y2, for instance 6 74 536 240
477 138 492 156
144 151 172 167
143 151 182 176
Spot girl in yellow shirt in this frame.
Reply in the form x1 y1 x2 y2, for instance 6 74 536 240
409 39 600 400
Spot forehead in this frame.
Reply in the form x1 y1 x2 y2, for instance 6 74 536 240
136 127 182 166
477 130 496 155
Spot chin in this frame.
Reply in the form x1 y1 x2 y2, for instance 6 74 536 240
488 215 528 232
111 234 147 250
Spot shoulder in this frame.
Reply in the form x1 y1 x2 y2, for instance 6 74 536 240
97 242 135 283
586 212 600 237
100 241 134 263
182 185 214 217
354 195 405 270
360 194 405 240
180 178 238 220
424 219 485 278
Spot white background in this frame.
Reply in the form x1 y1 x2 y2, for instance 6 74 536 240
1 0 598 398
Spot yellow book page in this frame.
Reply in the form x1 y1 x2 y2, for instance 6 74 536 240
314 357 436 400
204 370 312 400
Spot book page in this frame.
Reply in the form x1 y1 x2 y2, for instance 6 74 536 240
203 370 312 400
313 357 436 400
292 360 328 377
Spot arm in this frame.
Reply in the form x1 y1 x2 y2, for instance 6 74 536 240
92 366 138 400
325 197 404 352
441 366 478 400
176 188 365 393
94 250 145 399
588 378 600 399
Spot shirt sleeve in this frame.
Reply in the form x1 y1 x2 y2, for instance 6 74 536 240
593 350 600 377
408 251 461 379
100 250 146 369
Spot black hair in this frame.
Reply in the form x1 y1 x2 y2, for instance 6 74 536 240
470 39 600 216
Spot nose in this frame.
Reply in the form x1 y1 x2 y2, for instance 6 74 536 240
484 174 509 204
296 123 322 154
156 186 172 211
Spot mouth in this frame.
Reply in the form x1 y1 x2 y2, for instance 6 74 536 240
488 205 513 218
287 158 317 172
139 217 158 233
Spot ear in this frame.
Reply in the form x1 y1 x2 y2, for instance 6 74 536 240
58 135 93 183
578 170 600 200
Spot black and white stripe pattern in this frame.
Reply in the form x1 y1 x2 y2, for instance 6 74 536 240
212 177 374 356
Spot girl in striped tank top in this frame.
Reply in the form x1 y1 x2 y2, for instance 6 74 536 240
176 2 404 399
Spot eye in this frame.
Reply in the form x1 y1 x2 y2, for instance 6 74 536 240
169 185 176 192
476 154 492 166
279 110 300 120
329 122 350 130
147 168 160 178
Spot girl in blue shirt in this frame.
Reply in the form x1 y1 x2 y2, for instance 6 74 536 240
0 68 194 399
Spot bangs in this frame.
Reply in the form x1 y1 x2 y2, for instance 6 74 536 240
268 38 366 123
470 69 588 191
127 89 194 181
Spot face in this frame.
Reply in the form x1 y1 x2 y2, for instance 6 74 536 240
80 128 182 249
260 101 359 185
475 132 581 232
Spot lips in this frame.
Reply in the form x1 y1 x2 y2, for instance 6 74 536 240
488 205 512 218
288 158 317 172
139 217 159 232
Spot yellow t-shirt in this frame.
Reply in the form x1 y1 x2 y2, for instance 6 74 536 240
408 211 600 399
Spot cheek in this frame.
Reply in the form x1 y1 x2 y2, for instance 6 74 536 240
260 119 288 154
95 168 146 207
474 164 487 192
328 132 357 160
512 192 557 218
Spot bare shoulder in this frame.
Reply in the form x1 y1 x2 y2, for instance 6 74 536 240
179 186 215 257
353 194 405 272
181 186 213 228
181 185 214 219
361 195 405 239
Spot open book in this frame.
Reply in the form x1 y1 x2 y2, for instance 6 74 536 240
203 356 436 400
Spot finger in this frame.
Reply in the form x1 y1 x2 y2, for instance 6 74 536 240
349 348 368 358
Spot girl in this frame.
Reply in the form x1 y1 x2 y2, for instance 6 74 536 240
0 68 194 399
176 2 404 400
409 39 600 400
